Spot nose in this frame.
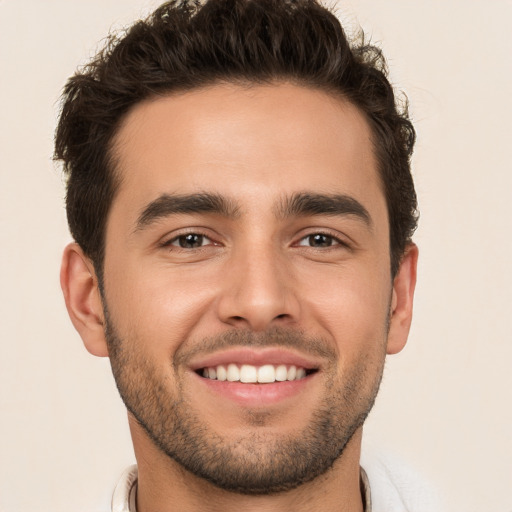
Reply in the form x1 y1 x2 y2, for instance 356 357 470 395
216 244 300 331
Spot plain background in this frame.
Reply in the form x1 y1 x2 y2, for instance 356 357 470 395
1 1 511 511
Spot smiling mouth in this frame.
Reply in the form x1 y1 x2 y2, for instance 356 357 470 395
197 364 318 383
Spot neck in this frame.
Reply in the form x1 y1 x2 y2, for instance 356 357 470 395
129 417 365 512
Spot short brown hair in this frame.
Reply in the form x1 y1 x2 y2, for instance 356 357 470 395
55 0 417 281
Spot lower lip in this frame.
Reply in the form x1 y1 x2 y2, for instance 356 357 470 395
194 373 315 407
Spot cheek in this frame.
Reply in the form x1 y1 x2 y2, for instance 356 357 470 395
297 261 391 354
102 258 218 356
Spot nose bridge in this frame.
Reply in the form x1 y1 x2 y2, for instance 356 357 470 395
217 237 298 331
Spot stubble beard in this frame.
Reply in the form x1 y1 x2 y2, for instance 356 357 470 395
105 315 387 495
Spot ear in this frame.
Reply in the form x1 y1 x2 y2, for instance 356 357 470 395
386 243 418 355
60 243 109 357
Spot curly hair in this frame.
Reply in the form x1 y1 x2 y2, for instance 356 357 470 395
55 0 417 281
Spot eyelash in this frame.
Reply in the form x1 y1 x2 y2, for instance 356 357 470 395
296 232 348 249
160 230 349 251
160 231 216 250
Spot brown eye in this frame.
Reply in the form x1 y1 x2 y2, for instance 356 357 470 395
298 233 338 248
172 233 208 248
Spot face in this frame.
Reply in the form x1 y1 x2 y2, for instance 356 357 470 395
67 83 416 494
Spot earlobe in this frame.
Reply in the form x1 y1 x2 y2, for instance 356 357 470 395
60 243 109 357
386 243 418 355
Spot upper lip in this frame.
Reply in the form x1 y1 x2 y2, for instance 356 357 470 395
188 347 323 371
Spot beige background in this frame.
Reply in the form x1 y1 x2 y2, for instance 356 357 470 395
1 0 511 511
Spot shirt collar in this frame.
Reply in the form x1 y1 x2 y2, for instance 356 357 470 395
112 465 138 512
360 466 372 512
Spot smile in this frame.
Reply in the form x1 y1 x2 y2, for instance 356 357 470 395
189 348 322 404
199 364 315 383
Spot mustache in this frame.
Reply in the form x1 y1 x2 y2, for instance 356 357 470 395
173 327 337 367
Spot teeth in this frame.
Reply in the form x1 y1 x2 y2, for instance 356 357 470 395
201 364 310 383
275 365 288 381
226 363 240 382
240 364 258 383
258 364 275 383
296 368 306 380
216 365 227 381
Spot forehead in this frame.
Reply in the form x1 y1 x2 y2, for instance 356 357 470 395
110 83 383 220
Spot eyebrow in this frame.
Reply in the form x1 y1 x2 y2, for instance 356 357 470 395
134 190 372 232
276 192 372 227
135 193 241 231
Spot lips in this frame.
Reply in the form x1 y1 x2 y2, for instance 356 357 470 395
190 348 320 377
188 348 320 405
191 346 320 365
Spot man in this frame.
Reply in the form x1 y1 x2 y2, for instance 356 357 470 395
55 0 420 510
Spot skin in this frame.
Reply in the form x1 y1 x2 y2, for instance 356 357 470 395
61 83 418 512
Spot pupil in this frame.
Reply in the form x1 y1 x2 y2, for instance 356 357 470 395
310 234 331 247
179 234 203 248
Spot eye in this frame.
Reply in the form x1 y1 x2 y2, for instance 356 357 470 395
297 233 341 248
168 233 213 249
